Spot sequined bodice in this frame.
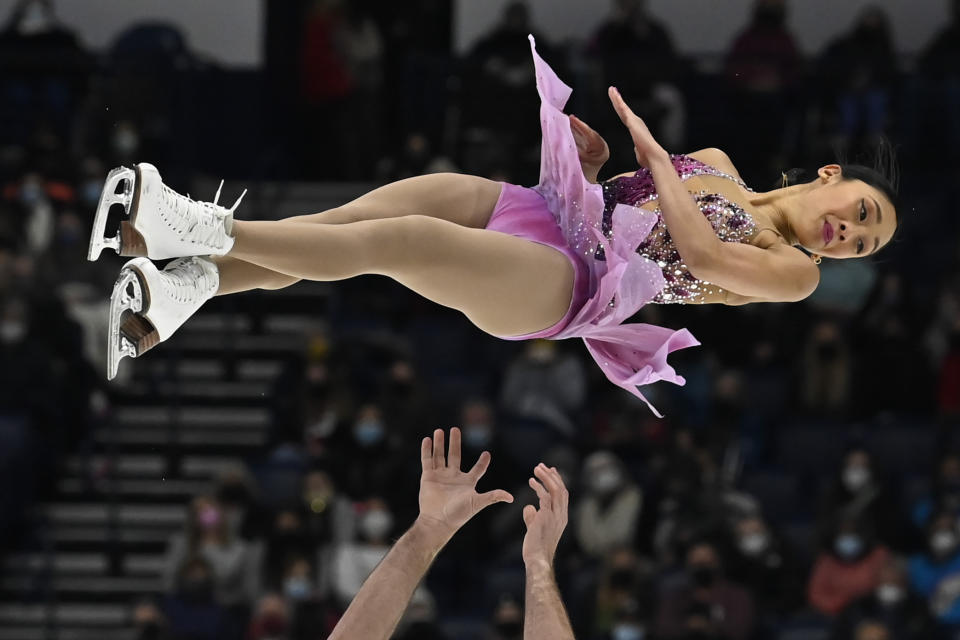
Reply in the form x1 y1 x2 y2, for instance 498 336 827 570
600 155 757 304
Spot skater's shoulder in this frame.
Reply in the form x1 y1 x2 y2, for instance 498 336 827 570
687 148 743 183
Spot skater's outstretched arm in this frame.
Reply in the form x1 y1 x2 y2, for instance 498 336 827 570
522 464 576 640
329 428 513 640
607 87 819 303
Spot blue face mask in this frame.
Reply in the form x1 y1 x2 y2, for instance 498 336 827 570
354 419 385 446
284 576 311 601
834 534 864 560
612 624 646 640
463 424 492 449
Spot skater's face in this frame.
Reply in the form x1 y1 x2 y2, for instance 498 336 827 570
797 165 897 260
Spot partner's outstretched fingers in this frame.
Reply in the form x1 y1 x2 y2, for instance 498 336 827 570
467 450 492 484
530 477 550 510
421 436 433 471
432 428 446 468
448 427 462 471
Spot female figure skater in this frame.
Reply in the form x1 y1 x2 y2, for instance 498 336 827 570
88 37 898 414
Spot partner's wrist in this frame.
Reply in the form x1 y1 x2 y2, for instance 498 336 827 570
410 516 456 550
524 555 555 576
646 147 671 167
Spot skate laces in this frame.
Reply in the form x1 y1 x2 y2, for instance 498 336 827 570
159 258 217 304
160 181 246 249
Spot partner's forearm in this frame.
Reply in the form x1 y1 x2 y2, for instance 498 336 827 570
524 562 576 640
329 520 449 640
647 152 723 275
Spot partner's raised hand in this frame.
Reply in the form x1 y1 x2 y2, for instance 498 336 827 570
522 463 569 569
416 427 514 543
608 86 668 168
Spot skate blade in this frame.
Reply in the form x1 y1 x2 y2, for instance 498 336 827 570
107 267 159 380
88 167 136 261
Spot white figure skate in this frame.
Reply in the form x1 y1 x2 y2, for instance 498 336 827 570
107 256 219 380
88 163 245 262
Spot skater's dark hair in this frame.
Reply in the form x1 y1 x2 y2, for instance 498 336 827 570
779 138 899 211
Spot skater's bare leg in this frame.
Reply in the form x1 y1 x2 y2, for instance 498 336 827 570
228 215 574 338
214 173 503 295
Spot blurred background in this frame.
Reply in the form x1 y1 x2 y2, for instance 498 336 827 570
0 0 959 638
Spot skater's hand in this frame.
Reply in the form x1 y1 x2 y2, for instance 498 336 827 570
608 86 668 168
415 428 513 544
569 115 609 184
522 464 569 569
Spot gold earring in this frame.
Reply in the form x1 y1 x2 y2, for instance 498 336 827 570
812 254 822 265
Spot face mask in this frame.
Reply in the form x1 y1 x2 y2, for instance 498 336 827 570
112 128 139 155
463 423 492 449
0 321 26 344
305 489 333 513
931 530 958 556
284 576 311 601
591 467 623 494
738 532 770 557
876 583 905 605
494 620 522 639
360 509 393 541
690 565 719 588
354 419 385 446
834 534 864 560
842 466 871 492
612 624 646 640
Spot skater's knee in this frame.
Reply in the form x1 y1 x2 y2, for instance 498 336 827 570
258 274 301 290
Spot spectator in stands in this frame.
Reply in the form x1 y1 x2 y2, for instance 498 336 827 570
330 497 434 610
808 518 890 616
262 508 315 590
817 5 898 150
832 555 944 640
162 496 260 614
818 446 910 551
214 465 262 540
853 619 893 640
801 319 852 416
574 451 643 559
911 452 960 529
592 548 654 639
500 339 586 438
487 596 524 640
908 511 960 625
161 556 234 640
723 0 802 177
300 468 354 545
330 402 408 504
131 600 170 640
655 539 755 639
246 593 291 640
281 554 341 640
727 514 804 616
588 0 685 156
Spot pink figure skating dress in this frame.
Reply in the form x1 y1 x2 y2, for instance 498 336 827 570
485 36 760 415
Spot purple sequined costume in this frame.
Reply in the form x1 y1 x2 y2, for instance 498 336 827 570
485 36 761 415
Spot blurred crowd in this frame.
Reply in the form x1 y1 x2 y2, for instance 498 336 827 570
2 0 960 639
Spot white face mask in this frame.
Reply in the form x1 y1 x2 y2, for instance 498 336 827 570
591 467 623 494
876 583 905 605
360 509 393 541
611 624 645 640
738 532 770 557
0 321 27 344
931 530 958 556
842 466 871 492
